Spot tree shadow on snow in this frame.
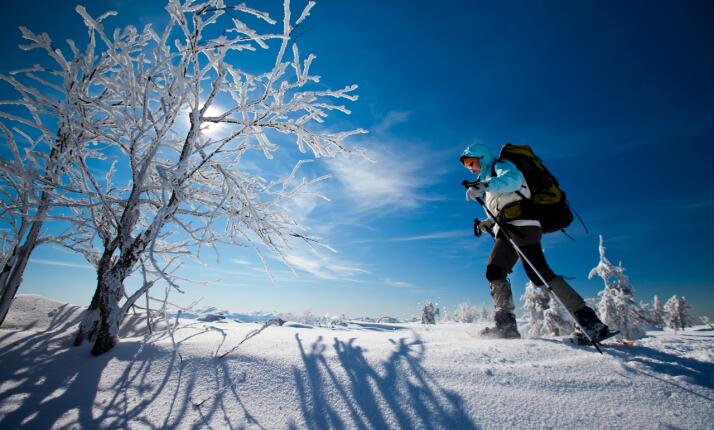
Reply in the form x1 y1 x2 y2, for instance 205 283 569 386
1 315 478 429
0 317 267 429
185 353 272 430
292 333 478 429
0 319 165 429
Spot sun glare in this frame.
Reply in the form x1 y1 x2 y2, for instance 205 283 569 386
200 105 227 137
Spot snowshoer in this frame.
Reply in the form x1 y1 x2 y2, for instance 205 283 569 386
460 143 611 344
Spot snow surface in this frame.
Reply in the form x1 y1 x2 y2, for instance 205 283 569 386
1 295 712 429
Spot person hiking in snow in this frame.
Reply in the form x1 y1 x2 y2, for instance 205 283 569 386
460 143 611 344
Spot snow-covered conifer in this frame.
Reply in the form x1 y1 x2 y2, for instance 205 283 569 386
438 305 451 322
479 306 491 322
421 301 437 325
521 282 550 337
700 316 714 330
664 295 691 331
453 302 478 323
651 295 665 328
543 297 574 337
589 235 647 340
301 310 317 326
319 313 348 328
520 281 573 337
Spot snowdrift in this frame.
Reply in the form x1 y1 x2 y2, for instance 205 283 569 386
1 294 712 429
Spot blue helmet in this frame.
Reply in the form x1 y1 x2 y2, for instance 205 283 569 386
459 143 495 167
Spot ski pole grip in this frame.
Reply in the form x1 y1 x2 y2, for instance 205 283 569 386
461 179 480 189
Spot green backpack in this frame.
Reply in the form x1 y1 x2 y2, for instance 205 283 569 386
493 143 575 234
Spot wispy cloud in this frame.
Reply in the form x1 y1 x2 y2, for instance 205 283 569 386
29 258 93 270
389 230 469 242
325 152 429 212
382 278 412 289
281 189 325 225
325 111 440 213
372 110 410 135
230 258 252 265
282 248 371 281
210 281 255 289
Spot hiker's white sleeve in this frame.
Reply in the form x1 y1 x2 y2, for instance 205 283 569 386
484 160 524 193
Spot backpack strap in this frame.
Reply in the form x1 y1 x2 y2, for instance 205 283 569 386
571 205 590 234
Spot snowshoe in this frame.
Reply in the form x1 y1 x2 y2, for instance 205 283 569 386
569 326 619 345
479 310 521 339
568 307 617 345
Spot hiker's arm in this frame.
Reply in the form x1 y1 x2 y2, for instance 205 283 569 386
484 161 524 193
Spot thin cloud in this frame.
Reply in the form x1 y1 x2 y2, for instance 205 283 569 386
230 258 252 265
184 263 265 279
281 189 324 225
372 110 410 135
389 230 470 242
325 144 438 212
324 109 441 214
210 281 255 289
282 249 371 281
29 258 93 270
383 278 412 289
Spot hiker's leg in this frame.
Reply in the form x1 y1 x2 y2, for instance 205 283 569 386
486 235 519 312
481 234 521 338
512 226 556 286
514 226 586 311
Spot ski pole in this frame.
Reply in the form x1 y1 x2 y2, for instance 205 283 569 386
464 181 602 353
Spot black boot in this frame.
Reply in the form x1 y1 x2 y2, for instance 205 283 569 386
569 307 615 345
480 310 521 339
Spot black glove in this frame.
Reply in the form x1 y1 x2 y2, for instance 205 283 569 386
473 218 495 237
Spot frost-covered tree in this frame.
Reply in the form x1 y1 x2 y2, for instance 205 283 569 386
479 305 491 322
301 310 317 326
520 281 573 337
521 281 550 337
0 18 120 326
663 295 691 331
453 301 478 323
637 299 658 330
43 0 367 355
319 313 348 328
589 235 647 340
435 304 450 322
650 295 665 328
421 300 437 325
543 298 573 336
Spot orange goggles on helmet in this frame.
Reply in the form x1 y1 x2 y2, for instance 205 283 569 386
461 156 481 168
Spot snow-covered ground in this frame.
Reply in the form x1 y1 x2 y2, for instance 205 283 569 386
1 295 712 429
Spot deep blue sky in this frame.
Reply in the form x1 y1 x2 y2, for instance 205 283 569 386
3 1 713 319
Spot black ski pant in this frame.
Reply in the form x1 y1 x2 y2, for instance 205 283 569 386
486 225 556 286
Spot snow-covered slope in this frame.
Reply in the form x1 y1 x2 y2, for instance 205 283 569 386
0 295 712 429
0 294 84 331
